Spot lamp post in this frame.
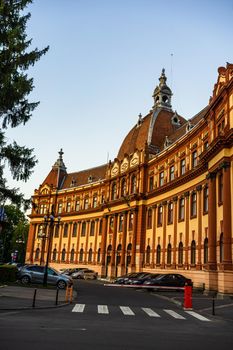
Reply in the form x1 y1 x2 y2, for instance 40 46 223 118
41 212 61 287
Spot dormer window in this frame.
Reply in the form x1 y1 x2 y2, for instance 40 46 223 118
88 175 93 183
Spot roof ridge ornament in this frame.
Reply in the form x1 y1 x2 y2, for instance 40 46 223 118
52 148 67 171
152 68 172 111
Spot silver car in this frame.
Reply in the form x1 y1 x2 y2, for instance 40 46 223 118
18 265 73 289
71 268 98 280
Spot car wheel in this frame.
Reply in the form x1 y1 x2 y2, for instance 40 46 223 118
21 275 30 285
57 280 67 289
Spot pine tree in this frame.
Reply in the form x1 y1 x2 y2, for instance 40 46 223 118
0 0 49 205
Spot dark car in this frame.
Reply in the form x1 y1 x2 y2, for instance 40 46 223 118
143 273 192 289
128 273 161 285
113 272 146 285
18 265 73 289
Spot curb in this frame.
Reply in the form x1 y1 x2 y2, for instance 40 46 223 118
0 302 72 311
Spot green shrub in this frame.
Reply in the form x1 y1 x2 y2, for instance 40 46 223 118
0 265 17 283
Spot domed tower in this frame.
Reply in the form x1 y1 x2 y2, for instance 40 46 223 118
152 68 172 111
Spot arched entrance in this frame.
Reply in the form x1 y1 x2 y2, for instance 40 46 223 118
115 244 122 277
106 245 112 277
126 243 132 274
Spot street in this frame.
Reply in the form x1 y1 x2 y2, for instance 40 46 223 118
0 280 233 350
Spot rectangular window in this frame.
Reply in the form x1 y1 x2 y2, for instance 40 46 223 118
84 198 89 209
149 176 154 191
218 172 223 204
179 198 185 221
58 203 63 214
203 186 208 213
192 150 198 168
90 221 95 236
66 202 71 213
157 205 163 226
159 171 164 187
190 192 197 217
99 219 102 235
118 215 123 232
129 213 133 231
93 196 97 208
180 159 186 175
167 202 173 224
75 200 80 211
169 165 175 181
147 208 152 229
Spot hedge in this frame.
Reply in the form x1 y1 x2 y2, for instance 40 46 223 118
0 265 17 283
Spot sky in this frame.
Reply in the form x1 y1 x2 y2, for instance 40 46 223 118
5 0 233 202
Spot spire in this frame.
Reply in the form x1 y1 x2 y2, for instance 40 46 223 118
152 68 172 111
52 148 66 171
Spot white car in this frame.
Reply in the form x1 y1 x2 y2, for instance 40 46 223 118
71 268 98 280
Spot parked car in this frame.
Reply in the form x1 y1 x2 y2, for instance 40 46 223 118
18 265 73 289
128 273 161 285
71 268 98 280
143 273 192 289
113 272 146 285
61 268 84 276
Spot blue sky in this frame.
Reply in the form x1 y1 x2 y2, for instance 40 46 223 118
5 0 233 201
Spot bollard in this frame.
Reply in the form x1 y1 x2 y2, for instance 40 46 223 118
65 286 73 303
55 288 59 306
32 288 37 308
212 297 215 315
183 284 192 310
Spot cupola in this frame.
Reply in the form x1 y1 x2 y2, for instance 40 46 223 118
152 68 172 111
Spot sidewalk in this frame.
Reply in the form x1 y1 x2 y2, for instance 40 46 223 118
0 284 75 310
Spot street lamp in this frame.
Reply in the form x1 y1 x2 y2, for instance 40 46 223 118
42 213 61 287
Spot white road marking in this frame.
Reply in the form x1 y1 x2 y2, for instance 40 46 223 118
120 306 135 315
98 305 109 314
141 308 161 317
72 304 85 313
164 309 186 319
185 310 211 322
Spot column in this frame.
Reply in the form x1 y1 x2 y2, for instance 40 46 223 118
196 185 202 269
151 205 157 268
222 162 232 269
161 201 167 268
66 222 72 263
75 221 81 264
100 215 108 277
93 219 99 264
110 214 118 277
172 197 178 268
120 211 128 275
184 192 190 269
207 172 217 270
57 223 63 263
130 208 138 271
84 220 90 264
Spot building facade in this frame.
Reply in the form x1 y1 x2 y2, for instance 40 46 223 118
26 63 233 294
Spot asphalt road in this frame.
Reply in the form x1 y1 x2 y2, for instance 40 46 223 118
0 280 233 350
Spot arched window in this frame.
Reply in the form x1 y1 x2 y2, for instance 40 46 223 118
146 245 151 265
167 243 172 265
72 223 77 237
52 248 57 261
116 244 122 265
178 242 183 265
156 245 161 265
131 175 137 194
61 248 66 262
121 178 127 197
126 243 132 266
63 223 68 237
70 248 75 262
35 248 40 261
191 240 196 265
220 233 224 263
204 238 208 264
111 182 117 200
97 248 101 263
88 248 93 262
79 248 84 262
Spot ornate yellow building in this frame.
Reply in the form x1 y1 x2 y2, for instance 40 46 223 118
26 63 233 294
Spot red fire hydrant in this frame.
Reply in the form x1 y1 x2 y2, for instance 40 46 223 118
183 283 192 309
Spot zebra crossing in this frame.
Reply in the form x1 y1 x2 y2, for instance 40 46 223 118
71 303 210 322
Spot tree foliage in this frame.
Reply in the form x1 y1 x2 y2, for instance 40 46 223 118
0 0 49 205
0 204 29 262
